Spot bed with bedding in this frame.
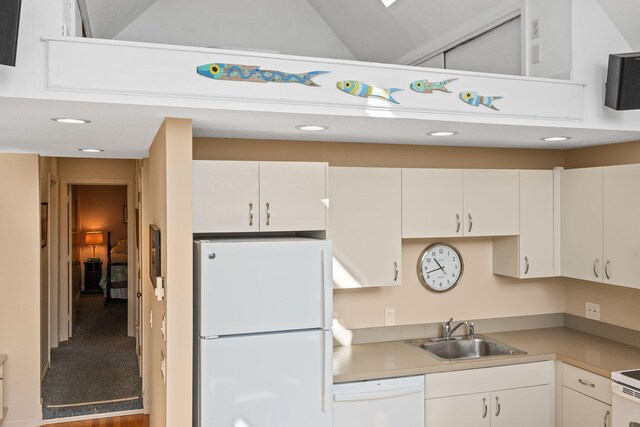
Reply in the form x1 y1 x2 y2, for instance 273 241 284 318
99 232 128 303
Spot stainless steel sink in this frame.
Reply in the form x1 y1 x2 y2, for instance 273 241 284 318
407 335 526 361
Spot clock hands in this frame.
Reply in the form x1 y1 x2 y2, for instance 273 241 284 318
425 259 447 275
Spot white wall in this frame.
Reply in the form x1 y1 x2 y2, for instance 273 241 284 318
0 154 42 427
114 0 355 60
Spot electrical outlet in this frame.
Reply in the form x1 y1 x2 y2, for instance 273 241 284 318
384 308 396 326
532 18 541 39
585 302 601 320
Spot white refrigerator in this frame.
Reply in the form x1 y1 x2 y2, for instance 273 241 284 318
194 237 333 427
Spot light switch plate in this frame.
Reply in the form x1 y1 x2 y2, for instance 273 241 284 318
532 44 542 64
385 308 396 326
532 18 541 39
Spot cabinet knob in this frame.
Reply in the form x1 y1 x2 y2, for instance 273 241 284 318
495 396 501 417
524 256 530 275
456 214 461 233
605 259 611 280
482 397 488 419
249 202 254 226
266 202 271 226
468 213 473 233
593 258 600 278
604 409 610 427
393 262 398 282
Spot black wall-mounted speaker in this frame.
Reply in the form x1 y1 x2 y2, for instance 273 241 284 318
605 52 640 111
0 0 22 66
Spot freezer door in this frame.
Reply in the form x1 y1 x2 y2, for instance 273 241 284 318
197 239 332 337
199 330 332 427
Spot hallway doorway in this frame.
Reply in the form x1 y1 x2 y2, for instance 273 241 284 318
43 184 142 420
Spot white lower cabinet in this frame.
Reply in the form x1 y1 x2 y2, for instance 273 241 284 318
425 362 553 427
561 363 612 427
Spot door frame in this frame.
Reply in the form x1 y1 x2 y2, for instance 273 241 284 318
48 175 60 359
58 177 137 342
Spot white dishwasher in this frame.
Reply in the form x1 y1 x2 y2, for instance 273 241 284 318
333 375 425 427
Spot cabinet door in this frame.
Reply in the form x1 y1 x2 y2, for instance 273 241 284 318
519 170 555 278
491 385 551 427
328 167 401 288
562 167 603 281
402 169 463 238
562 387 611 427
463 170 519 236
604 164 640 289
425 393 491 427
193 161 259 233
259 162 327 232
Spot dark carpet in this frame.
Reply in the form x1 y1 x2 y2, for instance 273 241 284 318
42 294 143 419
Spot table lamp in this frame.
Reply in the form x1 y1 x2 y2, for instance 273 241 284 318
85 230 104 261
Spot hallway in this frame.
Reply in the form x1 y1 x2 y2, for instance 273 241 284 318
42 294 142 420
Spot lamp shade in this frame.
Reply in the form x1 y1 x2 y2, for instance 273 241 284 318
85 230 104 246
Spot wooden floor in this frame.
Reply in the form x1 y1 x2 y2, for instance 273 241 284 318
45 414 149 427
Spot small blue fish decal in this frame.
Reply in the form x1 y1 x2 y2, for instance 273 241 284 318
459 91 503 111
410 78 457 94
196 63 328 86
337 80 401 104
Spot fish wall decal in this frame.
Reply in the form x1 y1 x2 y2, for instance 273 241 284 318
196 63 328 86
410 78 457 94
459 91 503 111
337 80 401 104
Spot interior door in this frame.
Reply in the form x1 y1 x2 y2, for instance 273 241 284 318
69 185 81 337
136 165 143 374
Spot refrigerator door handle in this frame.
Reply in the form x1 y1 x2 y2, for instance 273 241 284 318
323 330 333 413
322 248 332 330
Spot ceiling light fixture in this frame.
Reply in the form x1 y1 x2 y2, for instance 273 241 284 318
380 0 398 7
295 125 328 131
427 131 458 137
541 136 571 142
52 118 91 124
78 148 104 153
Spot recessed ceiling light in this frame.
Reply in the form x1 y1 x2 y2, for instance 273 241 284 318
52 118 91 124
541 136 571 142
296 125 328 131
78 148 104 153
427 131 458 137
380 0 398 7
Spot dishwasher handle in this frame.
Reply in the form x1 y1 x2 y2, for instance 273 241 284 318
334 385 424 402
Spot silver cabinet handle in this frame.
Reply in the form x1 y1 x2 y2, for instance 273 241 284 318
456 214 461 233
468 213 473 233
593 258 599 278
604 410 610 427
249 202 254 226
393 262 398 281
524 256 530 275
266 202 271 226
494 396 501 417
605 259 611 279
579 378 596 388
482 397 488 419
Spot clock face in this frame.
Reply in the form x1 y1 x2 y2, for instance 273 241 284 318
417 243 463 292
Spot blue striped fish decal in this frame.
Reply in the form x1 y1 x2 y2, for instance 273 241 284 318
459 91 503 111
336 80 401 104
196 63 328 86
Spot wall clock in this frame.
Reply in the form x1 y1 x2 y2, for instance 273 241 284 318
417 242 463 292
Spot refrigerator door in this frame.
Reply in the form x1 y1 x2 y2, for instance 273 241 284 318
199 330 332 427
197 238 332 337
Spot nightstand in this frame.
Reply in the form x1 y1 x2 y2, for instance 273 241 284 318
84 260 103 293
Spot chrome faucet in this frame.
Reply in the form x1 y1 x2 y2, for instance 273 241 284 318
443 318 468 339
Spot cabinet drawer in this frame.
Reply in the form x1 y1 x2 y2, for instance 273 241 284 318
562 363 611 405
425 361 553 399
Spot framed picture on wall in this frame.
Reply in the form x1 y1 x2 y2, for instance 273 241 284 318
149 224 161 287
40 202 48 248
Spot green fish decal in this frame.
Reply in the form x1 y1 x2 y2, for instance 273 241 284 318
197 63 328 86
336 80 401 104
410 78 457 94
459 91 503 111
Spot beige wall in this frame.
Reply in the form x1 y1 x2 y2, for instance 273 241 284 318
194 138 566 329
76 185 127 263
145 118 193 427
564 140 640 332
1 154 42 426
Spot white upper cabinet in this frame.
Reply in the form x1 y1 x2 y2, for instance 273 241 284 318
562 167 604 282
463 170 519 237
193 161 260 233
193 161 327 233
603 164 640 288
402 169 519 238
402 169 463 238
493 170 556 279
328 167 402 288
259 162 327 232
